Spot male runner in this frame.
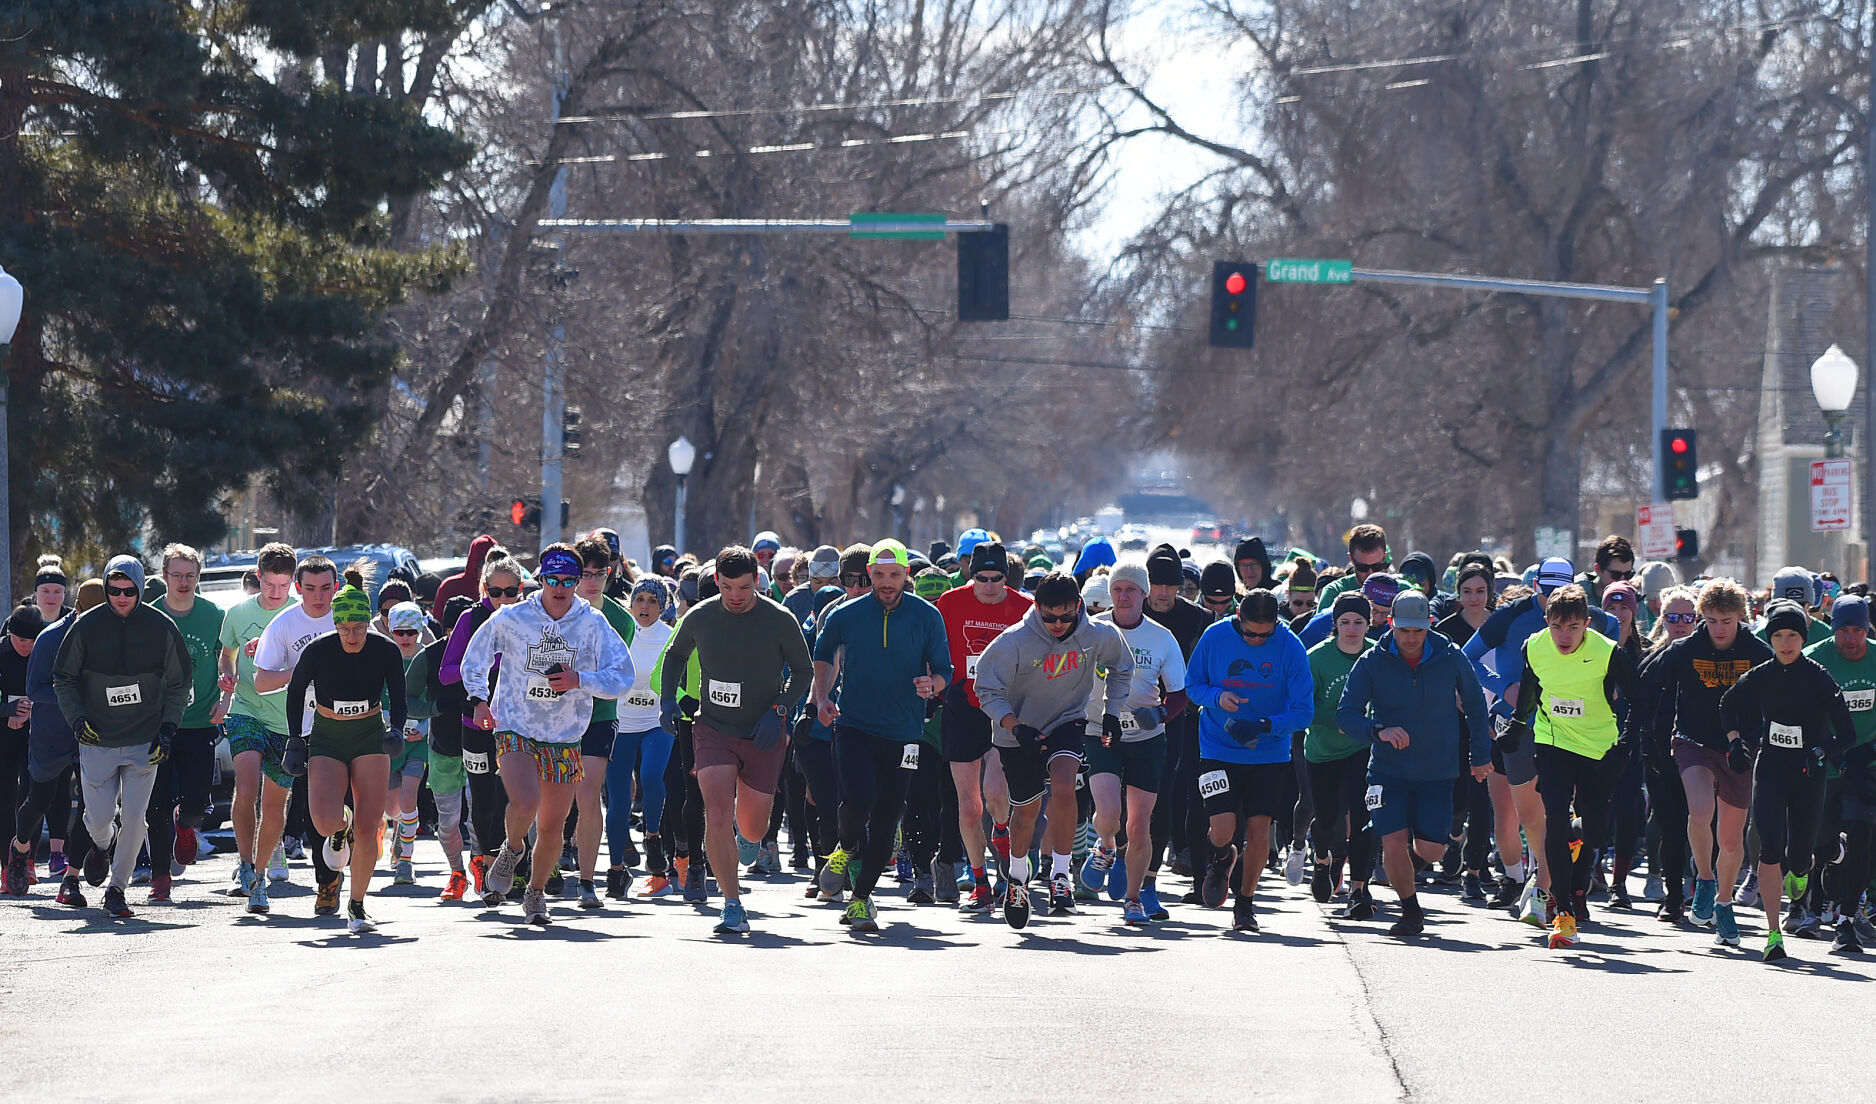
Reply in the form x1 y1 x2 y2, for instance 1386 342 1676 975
572 535 634 907
1804 596 1876 951
1142 543 1213 918
148 543 225 901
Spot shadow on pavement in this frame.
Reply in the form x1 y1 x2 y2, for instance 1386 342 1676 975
1221 929 1323 947
232 913 346 929
294 933 421 948
846 923 967 950
480 923 632 942
55 916 196 933
1010 932 1159 955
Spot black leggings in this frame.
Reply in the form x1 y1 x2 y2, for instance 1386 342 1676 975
833 727 912 899
14 766 92 861
1306 752 1373 878
1646 755 1689 906
1450 773 1493 871
796 736 839 861
901 746 961 868
1536 744 1618 899
461 720 507 857
1607 751 1645 871
1148 717 1187 872
1288 733 1313 849
1751 751 1827 876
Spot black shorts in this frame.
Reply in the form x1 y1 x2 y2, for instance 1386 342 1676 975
580 718 618 759
1197 758 1290 821
1001 721 1087 807
1085 734 1167 794
941 689 993 763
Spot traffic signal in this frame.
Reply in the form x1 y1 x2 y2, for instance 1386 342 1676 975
1209 261 1256 348
510 497 541 531
564 406 582 459
560 500 571 530
1674 528 1699 561
1663 429 1698 500
957 224 1009 321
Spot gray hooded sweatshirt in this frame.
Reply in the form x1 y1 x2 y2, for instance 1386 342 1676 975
975 606 1133 746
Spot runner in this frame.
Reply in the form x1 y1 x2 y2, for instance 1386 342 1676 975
1647 578 1773 945
659 546 810 934
145 544 224 900
1305 592 1378 915
1641 584 1700 919
1804 596 1876 952
53 556 191 919
616 578 675 898
1143 543 1214 919
1719 599 1856 961
462 543 635 926
1434 565 1495 901
1081 561 1187 925
932 540 1032 913
31 556 69 624
1184 588 1311 932
439 551 525 900
972 570 1128 927
571 535 635 908
385 601 435 886
1316 524 1391 610
6 583 103 906
1337 590 1491 937
285 575 407 934
407 604 470 900
216 543 300 912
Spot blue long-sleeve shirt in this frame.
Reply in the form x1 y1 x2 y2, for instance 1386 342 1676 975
1461 595 1618 714
813 591 952 742
1185 618 1313 764
1338 629 1490 782
26 613 76 777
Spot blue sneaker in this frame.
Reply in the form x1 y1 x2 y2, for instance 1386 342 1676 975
1691 878 1718 927
714 897 750 934
1079 846 1114 894
1107 855 1128 902
1123 898 1149 925
1139 884 1168 921
735 833 760 868
1714 903 1740 947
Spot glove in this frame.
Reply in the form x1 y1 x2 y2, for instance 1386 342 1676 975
1225 717 1271 747
283 736 310 778
1725 738 1752 774
381 731 406 758
1101 713 1124 748
793 714 816 743
659 695 678 734
148 722 175 766
74 718 102 746
1130 705 1164 732
750 710 784 752
1496 719 1530 753
1011 723 1042 751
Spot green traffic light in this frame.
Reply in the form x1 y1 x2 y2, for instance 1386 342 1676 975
1225 318 1238 330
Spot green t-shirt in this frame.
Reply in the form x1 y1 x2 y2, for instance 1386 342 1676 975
1318 573 1360 609
1304 638 1367 763
1805 638 1876 768
160 597 226 729
589 596 636 723
219 596 294 733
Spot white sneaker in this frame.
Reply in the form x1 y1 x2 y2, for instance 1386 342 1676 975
1285 848 1306 886
1517 877 1546 926
267 844 289 883
321 808 354 871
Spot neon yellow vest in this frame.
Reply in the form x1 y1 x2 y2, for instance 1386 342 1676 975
1527 629 1619 758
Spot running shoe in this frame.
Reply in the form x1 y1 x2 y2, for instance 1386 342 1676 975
907 875 935 905
441 871 469 901
817 848 853 898
1106 855 1128 902
1854 910 1876 945
606 867 629 899
1388 900 1425 938
1764 930 1787 962
1690 878 1718 927
960 883 996 913
1334 886 1376 921
1783 904 1813 936
523 887 551 926
577 880 602 909
735 832 760 869
1732 871 1759 909
321 808 353 871
682 858 707 903
55 874 85 908
1461 872 1486 903
3 845 28 896
1202 844 1237 909
1123 897 1149 926
757 841 782 875
1611 882 1633 910
1079 846 1115 895
469 854 490 896
83 837 111 887
47 850 67 878
230 860 254 898
102 885 133 919
933 862 960 905
147 873 171 903
714 897 750 934
1514 876 1539 922
559 840 578 871
844 897 879 932
315 871 343 916
1233 898 1260 932
1140 884 1169 921
990 824 1012 875
247 876 270 915
544 868 563 896
1004 880 1031 929
1714 903 1741 947
1642 874 1664 901
638 875 672 898
394 859 415 886
347 899 376 935
894 852 914 884
1311 858 1336 903
1284 847 1306 886
484 845 522 906
1570 891 1589 924
282 836 305 860
1832 920 1864 955
1548 912 1578 949
1783 871 1807 902
672 855 690 886
268 845 289 883
174 825 199 866
1489 874 1521 910
1792 908 1824 940
1049 872 1076 915
1656 899 1686 924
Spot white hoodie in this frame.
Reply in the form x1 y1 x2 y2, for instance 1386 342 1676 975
460 593 634 745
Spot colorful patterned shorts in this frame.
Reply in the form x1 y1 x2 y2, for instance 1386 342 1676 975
495 731 584 784
225 714 292 789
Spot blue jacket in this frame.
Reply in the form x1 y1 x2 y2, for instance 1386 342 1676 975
812 591 952 742
1338 629 1490 782
26 612 77 780
1186 618 1313 764
1461 595 1618 714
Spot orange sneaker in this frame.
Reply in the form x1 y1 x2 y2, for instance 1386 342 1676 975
442 870 469 901
638 875 672 897
673 856 690 886
1549 912 1578 949
469 854 490 896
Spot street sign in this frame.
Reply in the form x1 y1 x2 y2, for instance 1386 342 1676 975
1265 258 1353 284
1637 504 1676 560
850 212 946 239
1812 458 1853 531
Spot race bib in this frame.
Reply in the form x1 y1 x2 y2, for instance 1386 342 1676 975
708 679 743 709
1549 698 1586 719
527 681 562 701
332 699 372 718
462 749 490 774
966 654 981 681
626 690 658 708
105 684 142 708
1768 722 1804 750
1846 689 1875 713
1120 711 1140 733
1198 769 1230 799
900 743 920 770
1365 785 1384 811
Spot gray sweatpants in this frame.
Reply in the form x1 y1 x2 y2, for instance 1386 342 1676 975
79 744 159 891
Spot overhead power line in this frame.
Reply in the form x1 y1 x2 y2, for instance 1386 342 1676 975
555 84 1127 126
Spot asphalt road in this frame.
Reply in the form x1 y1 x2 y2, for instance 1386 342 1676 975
4 839 1873 1103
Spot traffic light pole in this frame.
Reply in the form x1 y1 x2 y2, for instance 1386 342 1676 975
537 21 570 554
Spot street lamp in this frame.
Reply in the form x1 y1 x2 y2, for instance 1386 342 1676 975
891 483 906 539
0 265 21 611
668 436 695 556
1811 344 1859 459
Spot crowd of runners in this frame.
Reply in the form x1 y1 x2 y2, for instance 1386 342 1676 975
5 522 1875 963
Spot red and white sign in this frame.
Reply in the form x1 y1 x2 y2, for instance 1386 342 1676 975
1636 504 1676 560
1812 459 1853 532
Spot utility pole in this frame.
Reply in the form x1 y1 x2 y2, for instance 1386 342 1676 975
539 17 569 552
1866 20 1875 579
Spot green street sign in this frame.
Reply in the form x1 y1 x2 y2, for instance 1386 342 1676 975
1265 258 1353 284
850 212 947 240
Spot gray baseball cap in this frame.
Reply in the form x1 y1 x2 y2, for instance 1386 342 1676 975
1390 590 1432 631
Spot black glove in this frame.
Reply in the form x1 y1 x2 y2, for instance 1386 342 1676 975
1130 705 1164 731
1225 716 1270 747
678 695 699 720
793 714 816 743
659 695 678 734
74 718 102 746
1011 723 1042 751
381 730 406 758
283 735 310 778
1101 713 1124 748
1496 719 1530 753
148 722 176 766
1725 737 1753 774
750 709 784 752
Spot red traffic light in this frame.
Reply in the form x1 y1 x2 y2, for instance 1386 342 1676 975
1670 436 1688 454
510 498 527 527
1224 272 1247 296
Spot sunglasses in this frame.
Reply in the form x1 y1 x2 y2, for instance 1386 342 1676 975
391 629 420 638
105 584 138 598
839 573 867 587
1237 624 1274 641
1352 560 1390 575
1038 611 1079 624
972 574 1006 585
1663 612 1697 625
487 586 521 598
1203 593 1236 605
1289 598 1317 610
1603 569 1635 580
541 576 579 589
